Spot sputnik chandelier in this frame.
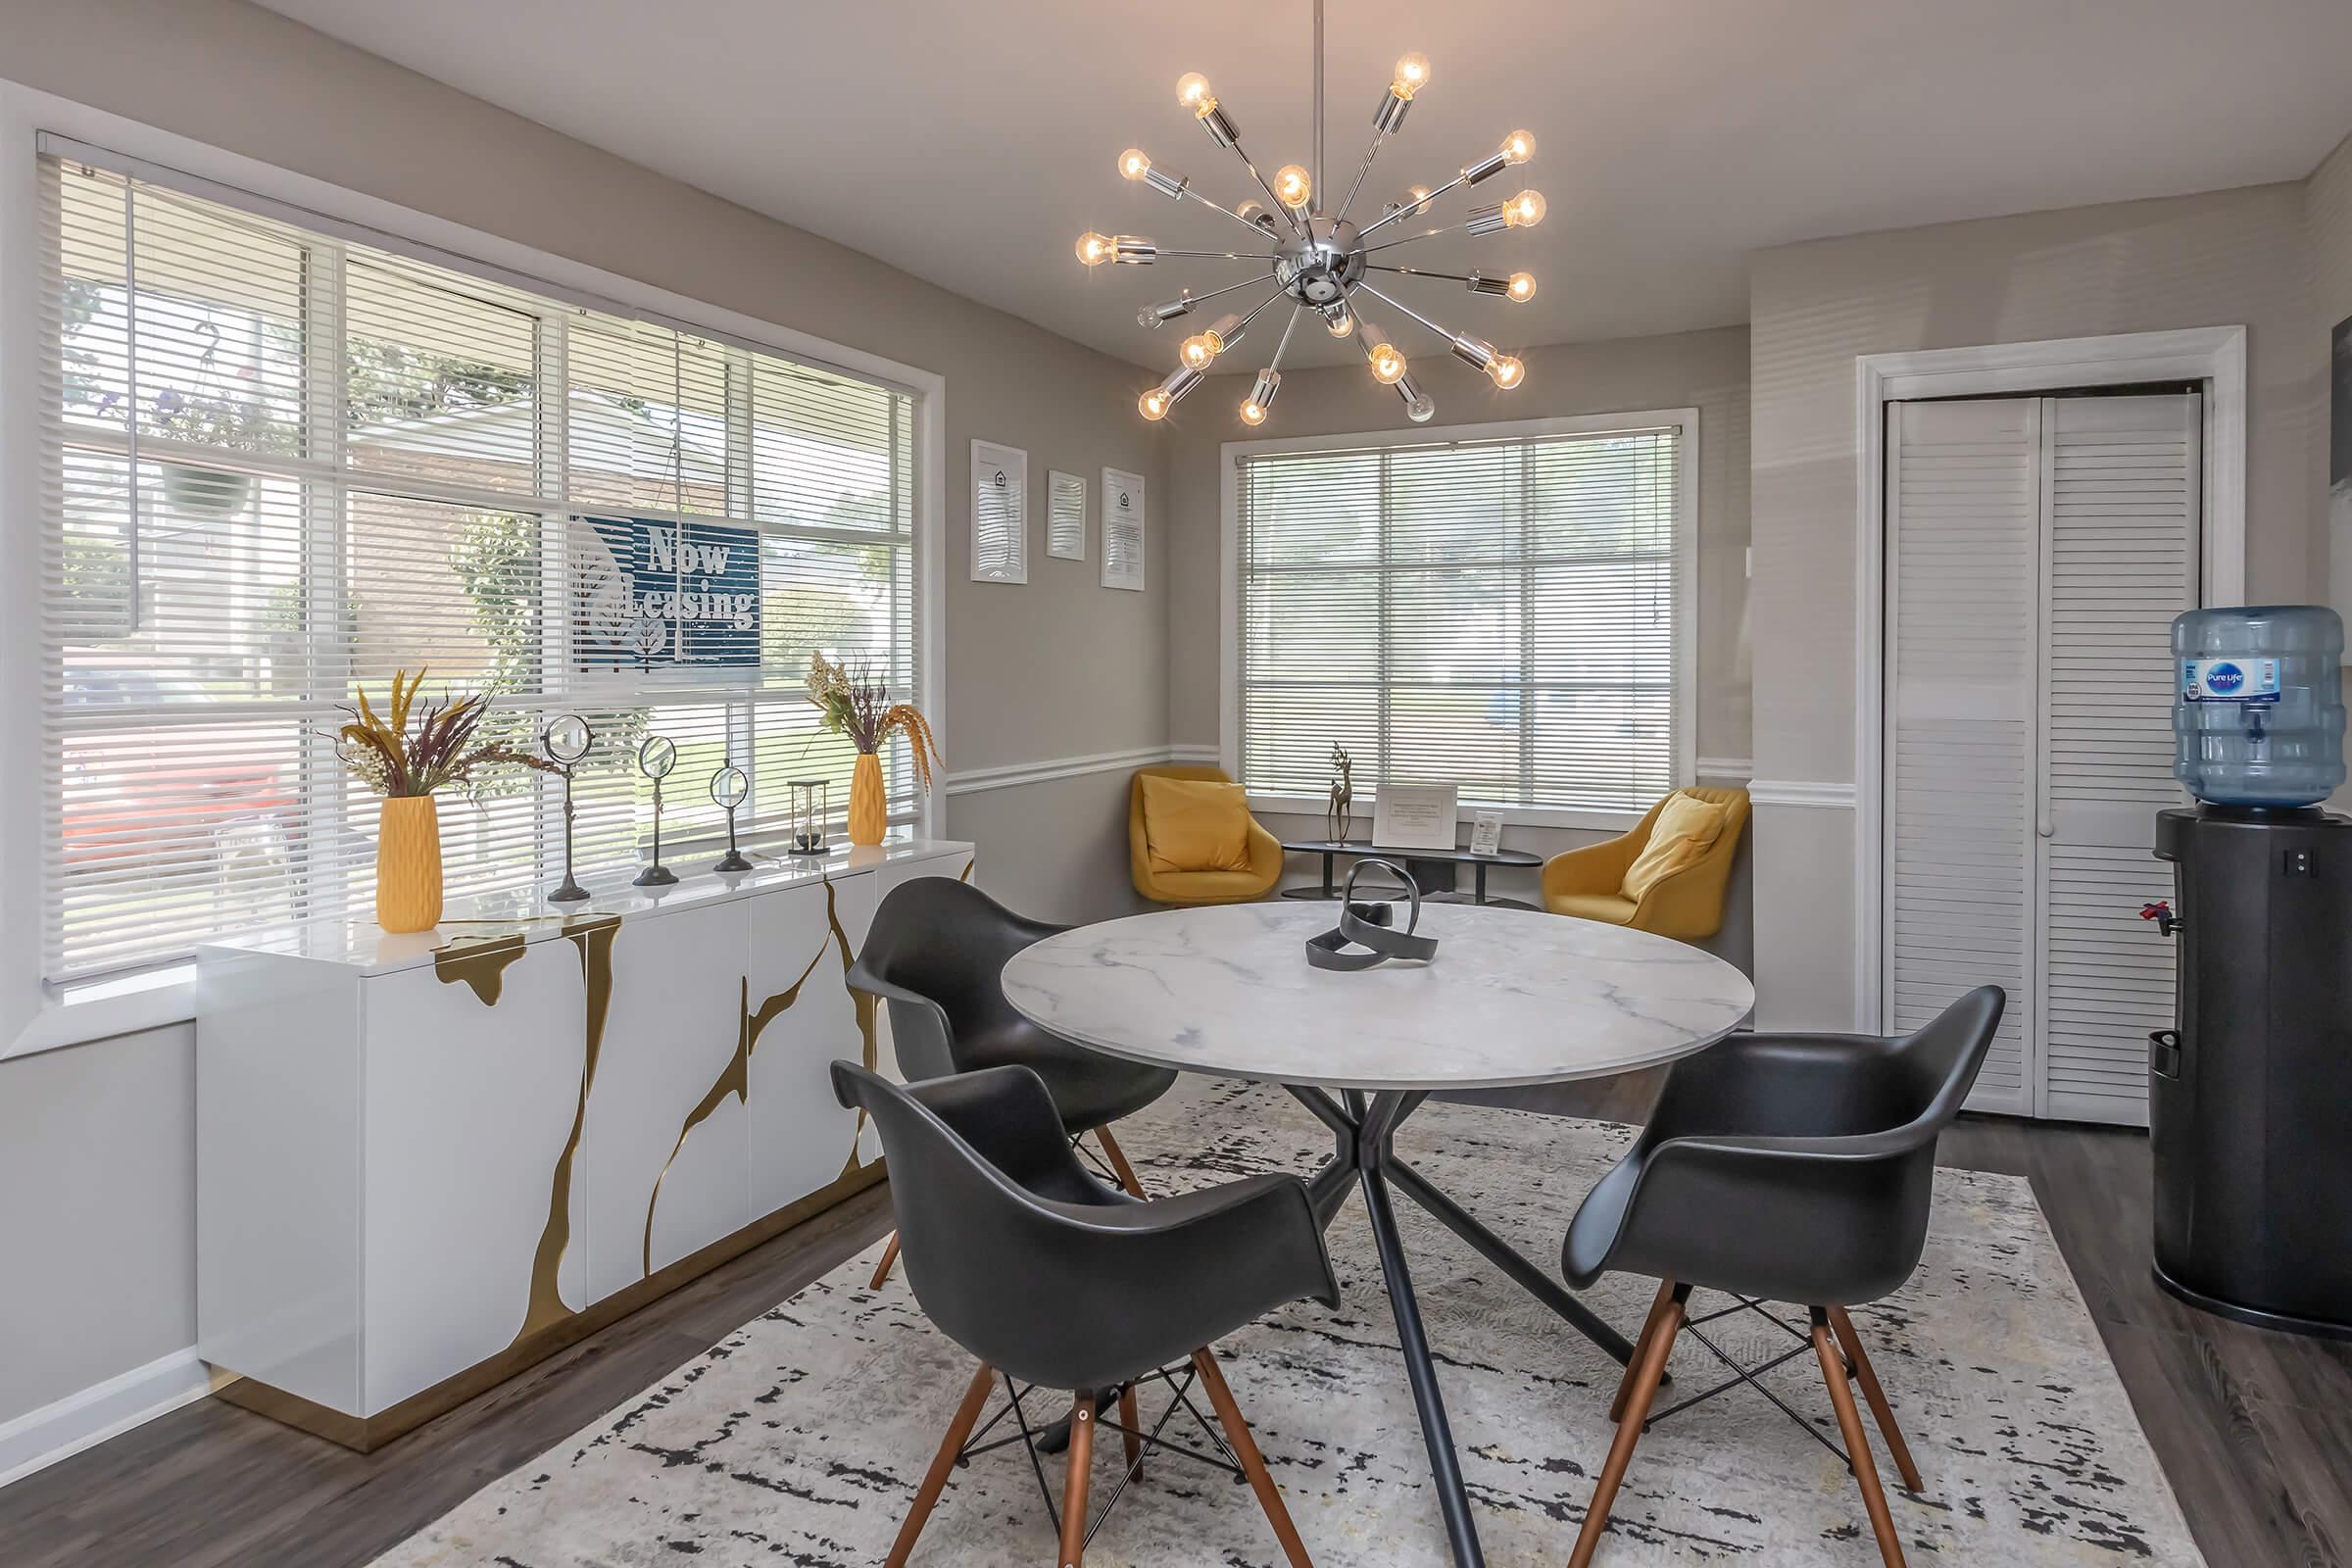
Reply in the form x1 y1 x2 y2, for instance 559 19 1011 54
1078 0 1542 427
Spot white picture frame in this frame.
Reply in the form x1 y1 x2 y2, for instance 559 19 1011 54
1372 783 1459 852
1048 468 1087 561
970 439 1028 584
1102 466 1147 591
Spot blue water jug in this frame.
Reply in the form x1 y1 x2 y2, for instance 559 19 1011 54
2172 605 2346 808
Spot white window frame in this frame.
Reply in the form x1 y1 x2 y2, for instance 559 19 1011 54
1218 410 1698 832
0 82 947 1059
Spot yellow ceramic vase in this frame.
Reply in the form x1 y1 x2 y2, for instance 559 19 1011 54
376 795 444 933
849 752 887 846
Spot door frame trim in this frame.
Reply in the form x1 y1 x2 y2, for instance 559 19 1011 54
1853 326 2246 1036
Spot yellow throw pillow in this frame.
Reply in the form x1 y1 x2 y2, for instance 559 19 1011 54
1140 775 1253 875
1620 791 1729 903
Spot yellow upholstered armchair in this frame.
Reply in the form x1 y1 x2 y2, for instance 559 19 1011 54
1129 764 1284 906
1542 786 1749 941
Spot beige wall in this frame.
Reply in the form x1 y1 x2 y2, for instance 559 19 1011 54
2313 132 2352 625
1746 181 2324 1028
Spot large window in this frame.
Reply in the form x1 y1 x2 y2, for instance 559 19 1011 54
1231 416 1692 820
40 153 924 981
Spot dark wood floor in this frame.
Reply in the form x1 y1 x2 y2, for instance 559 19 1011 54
2 1101 2345 1568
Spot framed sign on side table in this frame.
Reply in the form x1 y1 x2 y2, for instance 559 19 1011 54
1102 466 1147 591
1372 782 1459 852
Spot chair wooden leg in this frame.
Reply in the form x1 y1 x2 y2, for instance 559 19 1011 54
1191 1347 1314 1568
868 1232 903 1291
1094 1124 1148 1198
1828 1305 1922 1492
1116 1384 1144 1480
1058 1391 1097 1568
1609 1281 1677 1422
1813 1314 1906 1568
1570 1284 1685 1568
884 1360 996 1568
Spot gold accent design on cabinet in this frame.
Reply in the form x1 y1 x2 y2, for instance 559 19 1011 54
514 912 621 1346
828 875 883 1179
959 858 975 882
430 932 529 1004
642 943 827 1275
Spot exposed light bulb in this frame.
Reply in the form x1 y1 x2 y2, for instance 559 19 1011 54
1239 398 1268 425
1139 387 1171 420
1500 128 1538 166
1391 52 1432 100
1119 148 1153 181
1489 355 1526 390
1408 184 1434 216
1324 303 1356 338
1502 189 1547 228
1406 392 1437 422
1235 199 1266 227
1176 73 1216 114
1075 231 1114 267
1370 343 1407 384
1506 271 1538 302
1179 329 1224 370
1273 165 1312 210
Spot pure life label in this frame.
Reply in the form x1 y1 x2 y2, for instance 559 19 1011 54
2182 658 2282 704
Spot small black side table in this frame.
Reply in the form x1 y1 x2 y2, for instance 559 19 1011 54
1279 838 1544 911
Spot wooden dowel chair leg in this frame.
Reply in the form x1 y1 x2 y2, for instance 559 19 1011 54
1610 1281 1677 1422
1095 1124 1148 1198
884 1360 995 1568
1813 1311 1906 1568
1571 1282 1686 1568
1058 1391 1097 1568
1191 1348 1314 1568
868 1232 903 1291
1829 1305 1922 1492
1117 1384 1144 1480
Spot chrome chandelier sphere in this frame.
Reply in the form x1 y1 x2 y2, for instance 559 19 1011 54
1079 5 1542 427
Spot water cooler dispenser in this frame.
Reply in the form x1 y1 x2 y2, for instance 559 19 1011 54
2149 606 2351 1337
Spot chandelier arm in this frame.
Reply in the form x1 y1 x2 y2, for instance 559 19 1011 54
1355 168 1472 239
1350 279 1457 345
1159 248 1285 261
1311 0 1325 217
1364 264 1479 283
1265 304 1305 374
1182 184 1286 239
1233 146 1309 237
1357 221 1479 255
1331 128 1389 229
1171 273 1283 311
1230 285 1295 335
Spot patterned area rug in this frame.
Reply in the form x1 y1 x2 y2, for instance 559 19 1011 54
374 1078 2202 1567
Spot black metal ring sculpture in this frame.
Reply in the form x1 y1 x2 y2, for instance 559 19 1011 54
1305 858 1442 970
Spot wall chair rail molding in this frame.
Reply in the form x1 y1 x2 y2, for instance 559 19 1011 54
943 746 1218 797
1695 756 1755 782
1746 779 1858 809
1851 326 2246 1034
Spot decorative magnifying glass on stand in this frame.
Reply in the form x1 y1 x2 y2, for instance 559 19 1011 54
710 763 753 873
543 713 596 904
633 734 679 887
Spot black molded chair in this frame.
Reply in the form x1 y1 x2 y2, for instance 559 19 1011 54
833 1060 1337 1568
850 878 1178 1286
1558 985 2004 1568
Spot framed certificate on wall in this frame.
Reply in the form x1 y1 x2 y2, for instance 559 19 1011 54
1372 783 1458 852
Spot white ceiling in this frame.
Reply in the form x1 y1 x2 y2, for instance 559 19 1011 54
257 0 2352 371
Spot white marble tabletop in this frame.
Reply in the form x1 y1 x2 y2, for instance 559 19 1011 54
1002 902 1755 1092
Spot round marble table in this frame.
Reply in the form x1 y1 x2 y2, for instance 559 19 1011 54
1004 901 1754 1568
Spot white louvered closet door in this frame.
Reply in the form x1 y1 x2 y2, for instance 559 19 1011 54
1886 400 2040 1115
1886 394 2196 1124
2034 395 2195 1124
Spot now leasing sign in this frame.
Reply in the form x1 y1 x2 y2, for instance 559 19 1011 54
571 514 761 672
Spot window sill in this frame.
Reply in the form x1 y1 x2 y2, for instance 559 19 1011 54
1245 793 1645 833
3 964 197 1063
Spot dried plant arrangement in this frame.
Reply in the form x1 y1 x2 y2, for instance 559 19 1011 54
805 652 943 794
334 667 561 798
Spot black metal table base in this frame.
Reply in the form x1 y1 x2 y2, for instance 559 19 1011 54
1287 1085 1642 1568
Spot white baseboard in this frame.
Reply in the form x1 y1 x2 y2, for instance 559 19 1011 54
0 1348 212 1491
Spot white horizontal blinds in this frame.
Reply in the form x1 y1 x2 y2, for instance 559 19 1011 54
1884 398 2037 1115
39 155 917 981
1237 426 1680 812
2035 394 2194 1124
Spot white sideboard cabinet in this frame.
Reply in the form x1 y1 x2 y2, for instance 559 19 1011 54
195 835 972 1447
